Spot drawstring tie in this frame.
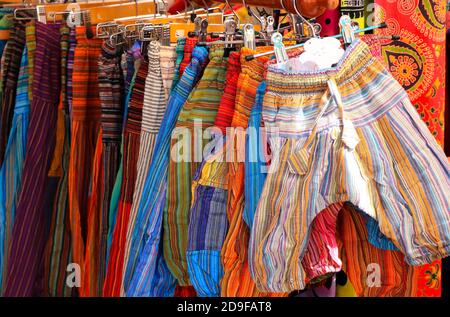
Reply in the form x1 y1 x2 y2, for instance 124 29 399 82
287 77 360 175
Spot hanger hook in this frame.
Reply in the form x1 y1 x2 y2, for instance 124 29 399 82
291 0 317 38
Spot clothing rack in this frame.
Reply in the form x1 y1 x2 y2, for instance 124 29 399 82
245 22 390 61
205 0 338 16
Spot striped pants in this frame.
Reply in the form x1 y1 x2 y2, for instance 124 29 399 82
164 47 227 286
186 51 241 297
3 22 61 296
250 39 450 293
119 42 176 296
68 27 102 296
103 57 148 296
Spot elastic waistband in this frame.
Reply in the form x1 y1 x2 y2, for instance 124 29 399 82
266 39 376 93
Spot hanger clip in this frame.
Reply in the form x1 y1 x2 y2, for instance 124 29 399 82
271 32 289 65
224 17 237 48
189 15 202 37
266 16 275 37
36 5 46 23
339 15 356 45
199 18 208 42
243 23 256 50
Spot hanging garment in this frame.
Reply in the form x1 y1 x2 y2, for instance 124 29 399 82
220 47 271 297
37 25 70 297
186 51 241 297
337 202 422 296
68 26 102 297
160 45 176 101
66 27 76 127
0 44 6 109
243 81 267 230
0 21 26 165
83 41 125 297
164 46 227 286
245 79 343 286
0 44 31 294
98 40 124 292
119 42 176 296
3 22 61 297
178 37 197 79
107 44 142 243
103 55 148 296
106 49 140 264
250 38 450 293
124 45 208 297
172 37 186 92
41 25 74 297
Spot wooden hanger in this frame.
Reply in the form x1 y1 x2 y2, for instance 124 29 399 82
38 0 139 23
87 1 156 24
43 1 157 25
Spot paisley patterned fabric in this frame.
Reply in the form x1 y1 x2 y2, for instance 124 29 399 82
374 0 446 297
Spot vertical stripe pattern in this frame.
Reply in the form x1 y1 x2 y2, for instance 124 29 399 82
164 47 227 286
41 25 74 297
3 22 61 296
124 46 208 297
68 27 102 297
250 39 450 293
103 57 148 296
120 42 176 296
186 51 241 297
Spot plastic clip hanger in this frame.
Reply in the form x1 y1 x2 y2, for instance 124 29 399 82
243 23 256 50
224 16 237 48
198 18 208 42
271 32 288 65
339 15 356 47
